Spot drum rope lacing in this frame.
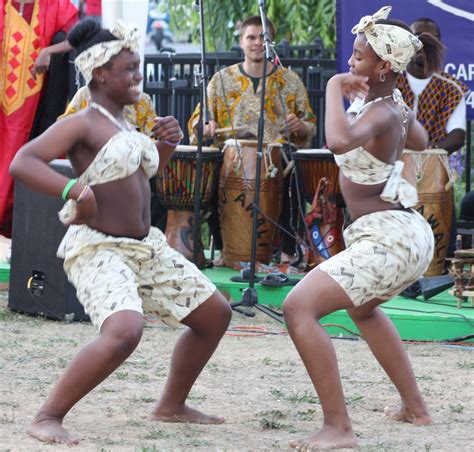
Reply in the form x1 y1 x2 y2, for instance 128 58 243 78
222 139 279 179
404 150 456 190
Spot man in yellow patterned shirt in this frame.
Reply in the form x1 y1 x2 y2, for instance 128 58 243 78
188 15 316 265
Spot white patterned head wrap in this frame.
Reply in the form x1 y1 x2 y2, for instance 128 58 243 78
351 6 422 72
74 21 140 85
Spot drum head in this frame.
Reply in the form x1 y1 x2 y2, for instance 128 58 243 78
294 149 334 160
173 145 221 160
175 145 218 153
402 148 448 156
224 139 282 148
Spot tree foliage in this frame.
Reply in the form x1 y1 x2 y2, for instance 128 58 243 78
167 0 336 51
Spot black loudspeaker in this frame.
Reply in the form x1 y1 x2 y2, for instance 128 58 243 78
401 275 454 301
8 160 89 321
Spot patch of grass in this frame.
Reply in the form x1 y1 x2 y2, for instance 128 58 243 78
38 356 68 370
449 403 464 414
98 437 122 446
287 391 319 404
187 393 207 401
47 336 79 346
416 375 433 381
144 429 172 440
205 363 220 373
270 388 319 404
366 437 399 451
0 412 15 424
0 308 17 320
0 401 19 408
155 364 167 376
458 361 474 369
296 408 317 421
183 439 212 447
128 419 143 427
115 371 129 380
262 356 275 365
258 410 287 430
270 388 286 400
134 373 150 383
346 395 364 405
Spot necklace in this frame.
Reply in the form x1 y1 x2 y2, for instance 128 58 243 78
360 93 393 111
89 102 132 132
357 90 409 137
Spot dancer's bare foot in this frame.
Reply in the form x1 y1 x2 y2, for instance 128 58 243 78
152 404 225 424
27 418 79 445
290 424 358 450
384 405 432 425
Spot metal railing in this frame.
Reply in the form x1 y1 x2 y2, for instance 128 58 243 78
143 54 337 148
143 53 472 191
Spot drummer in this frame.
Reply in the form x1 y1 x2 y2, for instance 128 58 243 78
188 15 316 267
397 18 469 155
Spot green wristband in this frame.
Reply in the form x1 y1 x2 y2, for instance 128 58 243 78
61 178 77 201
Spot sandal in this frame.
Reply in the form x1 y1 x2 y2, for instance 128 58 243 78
259 272 299 287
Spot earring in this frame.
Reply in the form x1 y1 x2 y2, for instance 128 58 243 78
379 73 385 82
100 78 105 84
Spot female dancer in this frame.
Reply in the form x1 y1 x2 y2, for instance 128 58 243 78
10 19 231 445
283 7 434 450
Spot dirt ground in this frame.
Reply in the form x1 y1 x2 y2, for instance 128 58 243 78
0 287 473 452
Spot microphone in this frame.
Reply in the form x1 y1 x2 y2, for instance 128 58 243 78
258 0 273 62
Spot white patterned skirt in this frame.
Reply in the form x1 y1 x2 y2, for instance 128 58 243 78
58 225 216 331
318 209 434 306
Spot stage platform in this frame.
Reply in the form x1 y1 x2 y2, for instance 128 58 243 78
0 261 9 284
1 261 473 342
202 267 474 343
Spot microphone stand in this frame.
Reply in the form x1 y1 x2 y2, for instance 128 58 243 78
230 0 283 322
191 0 209 266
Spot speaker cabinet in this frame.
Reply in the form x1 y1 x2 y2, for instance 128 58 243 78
8 160 89 321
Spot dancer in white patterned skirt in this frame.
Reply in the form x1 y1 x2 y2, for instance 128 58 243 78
10 18 231 445
283 6 434 450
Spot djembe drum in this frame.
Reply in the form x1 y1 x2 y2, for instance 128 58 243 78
219 139 283 268
293 149 344 266
156 145 222 267
293 149 341 200
402 148 454 276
